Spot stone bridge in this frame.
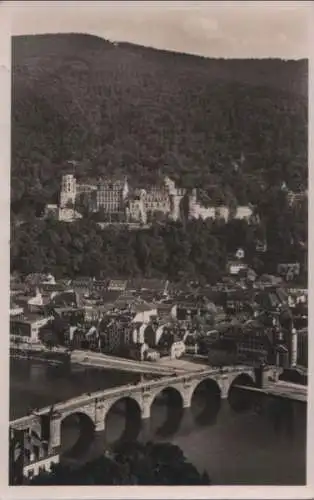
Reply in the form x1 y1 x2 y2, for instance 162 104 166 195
10 364 267 468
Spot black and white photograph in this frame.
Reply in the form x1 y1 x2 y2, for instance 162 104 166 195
5 0 311 493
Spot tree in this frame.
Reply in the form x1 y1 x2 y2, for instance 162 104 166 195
12 35 307 220
29 442 211 486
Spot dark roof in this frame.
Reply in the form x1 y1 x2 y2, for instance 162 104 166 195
10 282 27 292
127 278 167 292
139 291 161 302
11 311 51 323
275 345 289 353
51 291 77 305
98 290 122 303
157 303 173 311
53 306 82 313
25 273 47 284
92 279 109 288
39 283 67 292
108 279 128 288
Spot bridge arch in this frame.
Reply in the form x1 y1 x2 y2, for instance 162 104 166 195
149 386 184 438
190 377 221 425
104 396 142 445
228 372 256 412
60 410 95 458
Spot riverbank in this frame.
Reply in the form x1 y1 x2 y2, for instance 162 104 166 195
10 344 70 365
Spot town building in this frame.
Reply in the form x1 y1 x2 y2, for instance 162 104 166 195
126 278 169 296
10 312 54 344
227 260 248 276
107 279 128 292
296 328 308 368
52 306 85 325
9 427 59 484
206 319 290 367
99 314 135 355
23 454 60 481
130 302 158 324
58 207 83 222
188 189 254 222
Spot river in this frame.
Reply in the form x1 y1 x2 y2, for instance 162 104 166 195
10 358 306 485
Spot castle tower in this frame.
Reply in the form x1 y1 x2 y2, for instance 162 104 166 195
138 189 147 224
169 188 186 221
60 174 77 208
164 176 176 195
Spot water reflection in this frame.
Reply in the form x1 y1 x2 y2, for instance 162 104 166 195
61 412 95 459
105 398 142 444
191 379 221 426
150 388 183 438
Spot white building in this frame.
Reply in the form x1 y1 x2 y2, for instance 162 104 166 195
170 340 186 359
58 207 82 222
188 188 254 222
131 303 158 324
10 313 54 344
10 306 24 317
23 454 60 480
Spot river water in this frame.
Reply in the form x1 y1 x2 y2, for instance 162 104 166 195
10 358 306 485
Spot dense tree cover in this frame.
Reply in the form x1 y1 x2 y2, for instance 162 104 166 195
11 187 307 282
12 34 308 218
29 442 211 485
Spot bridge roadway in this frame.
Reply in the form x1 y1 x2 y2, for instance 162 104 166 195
69 350 198 375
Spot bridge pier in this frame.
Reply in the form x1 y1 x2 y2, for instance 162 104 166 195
219 375 230 399
48 411 62 454
138 398 152 442
94 402 106 432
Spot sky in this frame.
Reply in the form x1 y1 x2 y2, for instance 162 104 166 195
3 0 312 60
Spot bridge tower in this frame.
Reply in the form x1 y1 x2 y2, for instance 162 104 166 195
9 428 24 485
48 411 62 454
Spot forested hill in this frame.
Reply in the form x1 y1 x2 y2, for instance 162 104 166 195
12 33 308 217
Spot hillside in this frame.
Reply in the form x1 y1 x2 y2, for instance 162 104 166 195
11 33 308 217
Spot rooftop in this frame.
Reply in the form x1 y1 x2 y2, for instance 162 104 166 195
11 311 52 323
127 278 168 292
